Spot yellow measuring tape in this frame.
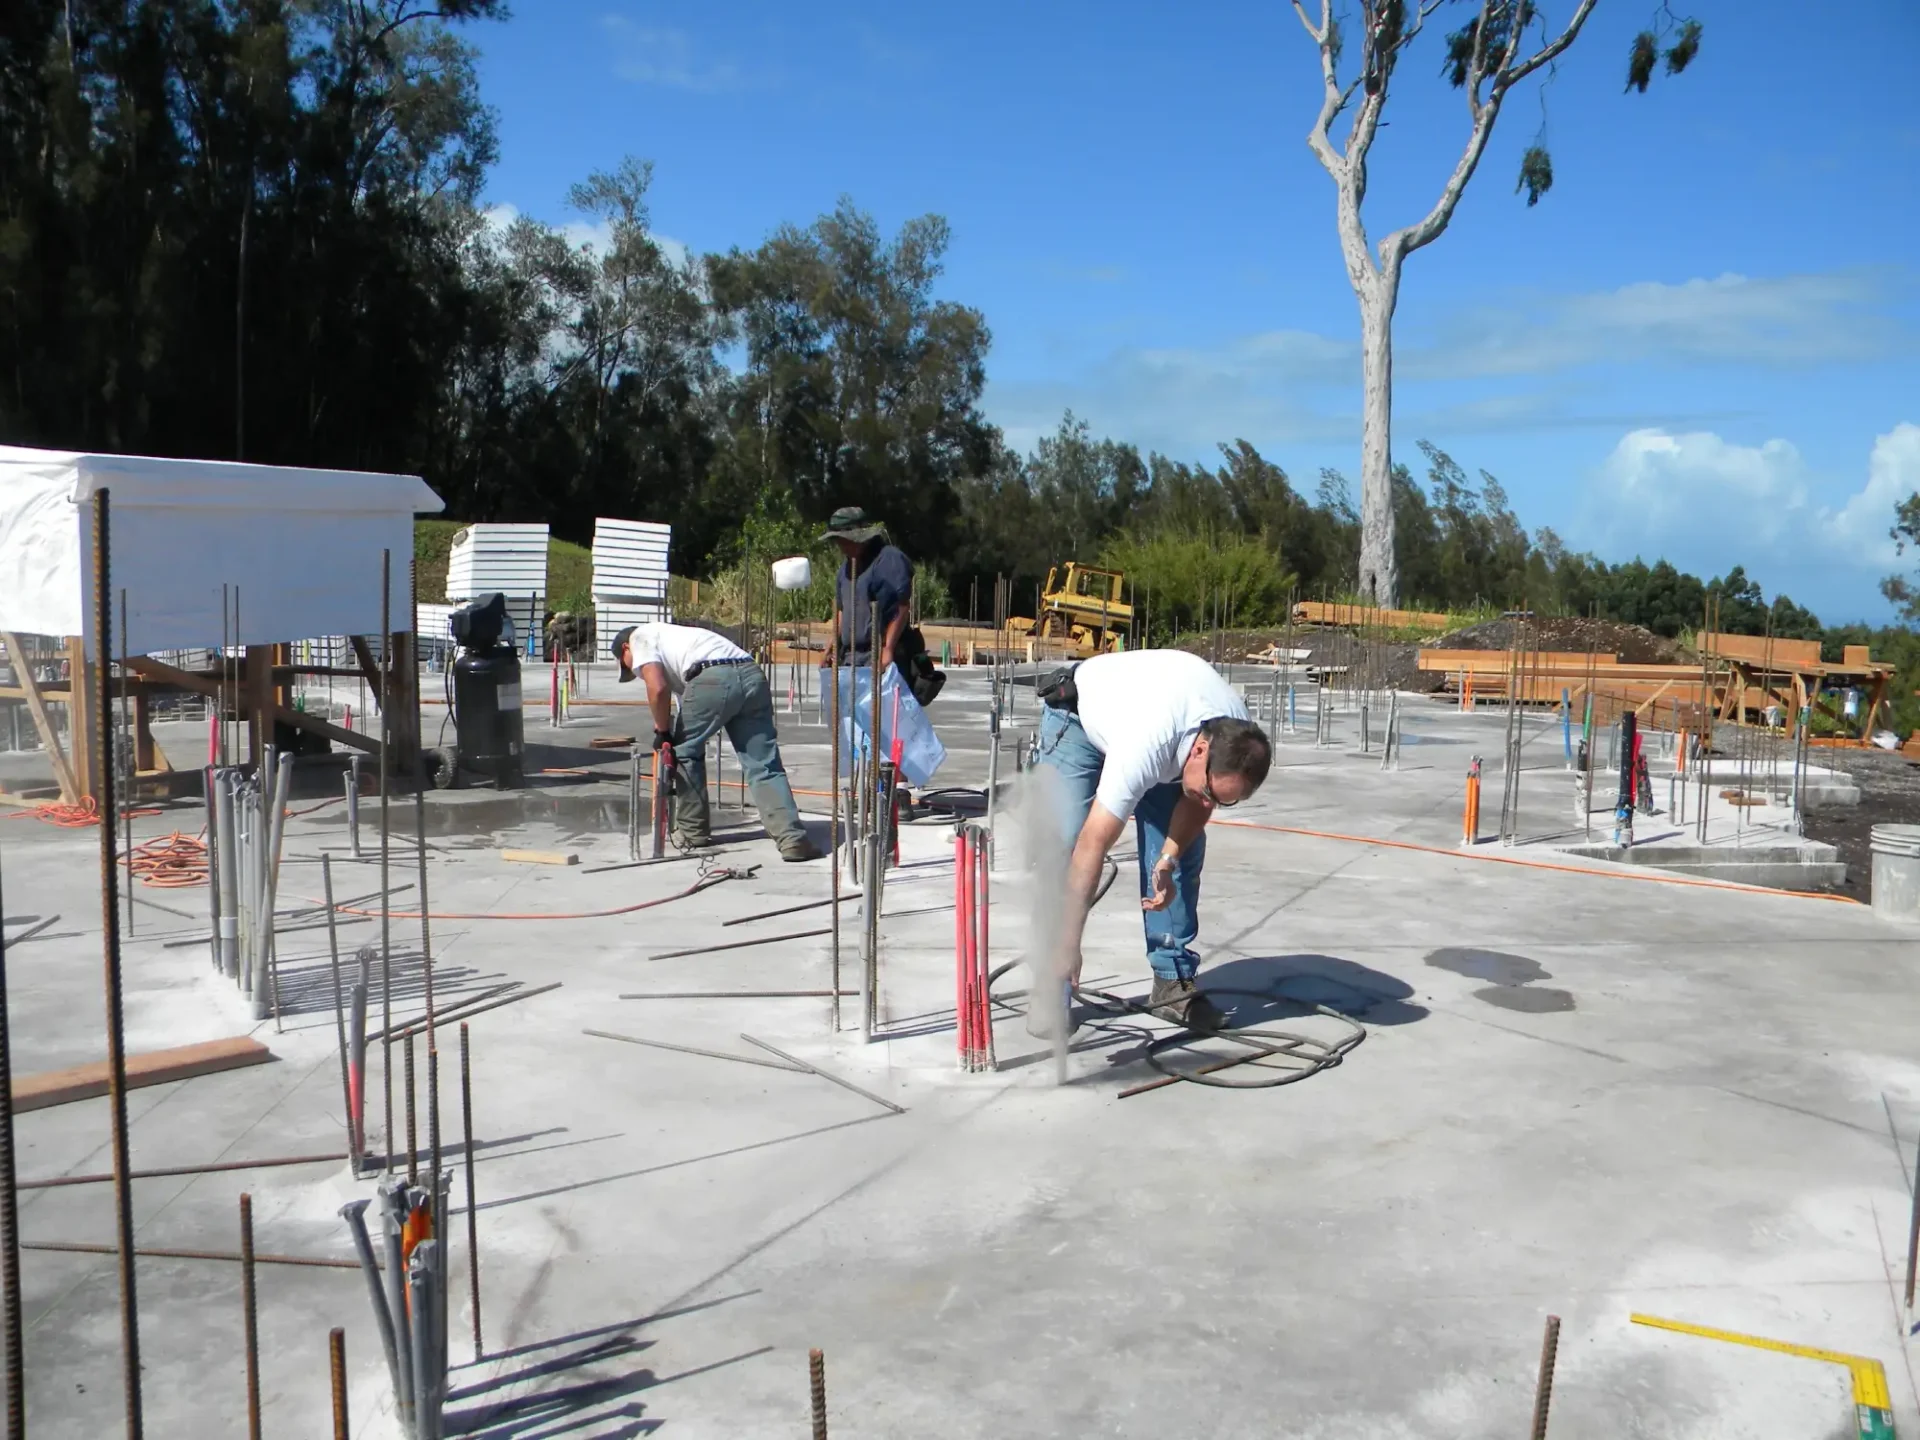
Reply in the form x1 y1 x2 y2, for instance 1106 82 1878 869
1631 1313 1895 1439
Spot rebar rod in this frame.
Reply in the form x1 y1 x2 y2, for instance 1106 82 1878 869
329 1328 349 1440
379 549 393 1174
809 1348 828 1440
460 1025 481 1362
93 491 144 1439
830 606 841 1033
324 856 356 1174
240 1194 262 1440
866 601 881 1040
22 1240 360 1270
1530 1313 1561 1439
120 590 133 937
405 1034 418 1185
0 842 23 1440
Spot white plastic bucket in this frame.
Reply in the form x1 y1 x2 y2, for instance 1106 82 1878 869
1870 823 1920 922
772 556 812 591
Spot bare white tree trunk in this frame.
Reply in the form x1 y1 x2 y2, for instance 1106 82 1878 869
1356 271 1399 605
1290 0 1601 610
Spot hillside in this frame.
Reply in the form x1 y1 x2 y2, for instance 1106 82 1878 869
414 520 595 611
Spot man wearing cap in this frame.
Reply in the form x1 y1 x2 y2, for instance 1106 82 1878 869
614 622 822 862
820 507 914 673
1030 649 1273 1035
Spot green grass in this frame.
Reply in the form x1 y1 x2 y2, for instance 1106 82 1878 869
415 519 594 613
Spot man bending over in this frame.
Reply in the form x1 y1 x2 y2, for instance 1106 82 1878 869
1032 649 1272 1033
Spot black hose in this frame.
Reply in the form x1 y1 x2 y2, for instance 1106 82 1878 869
1068 986 1366 1090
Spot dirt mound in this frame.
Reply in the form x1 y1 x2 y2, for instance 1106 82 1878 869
1167 628 1445 693
1430 616 1687 665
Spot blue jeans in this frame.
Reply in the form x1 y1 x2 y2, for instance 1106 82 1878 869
671 663 806 846
1037 705 1205 981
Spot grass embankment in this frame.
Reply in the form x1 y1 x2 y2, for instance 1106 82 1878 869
414 520 594 612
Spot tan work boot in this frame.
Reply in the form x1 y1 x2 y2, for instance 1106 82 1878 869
1147 976 1224 1031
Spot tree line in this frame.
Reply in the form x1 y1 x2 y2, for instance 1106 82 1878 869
0 1 1878 658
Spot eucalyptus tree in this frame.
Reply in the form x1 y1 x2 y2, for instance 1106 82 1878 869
1290 0 1701 604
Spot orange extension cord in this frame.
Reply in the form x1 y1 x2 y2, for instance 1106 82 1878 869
1214 817 1861 905
126 833 211 888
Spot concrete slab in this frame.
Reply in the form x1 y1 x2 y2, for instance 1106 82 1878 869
0 664 1916 1436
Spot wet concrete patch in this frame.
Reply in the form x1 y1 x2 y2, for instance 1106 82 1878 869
1474 985 1576 1014
1425 947 1550 987
1426 947 1575 1013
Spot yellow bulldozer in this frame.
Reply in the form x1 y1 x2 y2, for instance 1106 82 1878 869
1008 563 1133 657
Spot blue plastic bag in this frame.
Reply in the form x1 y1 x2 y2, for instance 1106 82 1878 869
836 664 947 788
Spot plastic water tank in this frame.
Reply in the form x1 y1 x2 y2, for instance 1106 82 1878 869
1870 823 1920 922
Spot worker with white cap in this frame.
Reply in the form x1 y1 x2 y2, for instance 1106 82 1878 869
615 622 821 862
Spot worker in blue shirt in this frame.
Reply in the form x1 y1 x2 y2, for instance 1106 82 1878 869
821 507 914 673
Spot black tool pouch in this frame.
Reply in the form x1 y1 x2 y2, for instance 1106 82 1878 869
1036 665 1080 712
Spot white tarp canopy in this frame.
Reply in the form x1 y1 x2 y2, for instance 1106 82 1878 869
0 446 443 657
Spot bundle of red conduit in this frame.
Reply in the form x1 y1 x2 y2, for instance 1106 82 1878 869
953 822 995 1072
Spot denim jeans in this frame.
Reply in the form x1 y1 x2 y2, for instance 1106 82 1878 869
671 663 807 846
1036 704 1205 981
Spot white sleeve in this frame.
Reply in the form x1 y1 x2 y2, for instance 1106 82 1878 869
628 631 665 671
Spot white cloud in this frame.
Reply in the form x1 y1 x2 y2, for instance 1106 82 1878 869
987 329 1359 457
985 268 1902 459
1577 423 1920 615
601 17 746 92
1403 270 1902 380
480 205 691 269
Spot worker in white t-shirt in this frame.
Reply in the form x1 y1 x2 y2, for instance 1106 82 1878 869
614 623 822 862
1030 649 1272 1034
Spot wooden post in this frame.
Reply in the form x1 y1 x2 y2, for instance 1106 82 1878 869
244 645 273 769
65 637 96 804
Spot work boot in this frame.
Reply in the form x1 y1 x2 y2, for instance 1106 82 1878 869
779 836 824 862
1147 976 1224 1031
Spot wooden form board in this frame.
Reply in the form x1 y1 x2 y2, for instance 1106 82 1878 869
1418 649 1620 671
13 1036 270 1113
1293 601 1455 630
1696 631 1822 668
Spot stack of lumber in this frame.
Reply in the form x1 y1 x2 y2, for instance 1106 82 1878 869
1292 601 1454 631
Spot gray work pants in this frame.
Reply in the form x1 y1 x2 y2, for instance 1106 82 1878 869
671 662 807 846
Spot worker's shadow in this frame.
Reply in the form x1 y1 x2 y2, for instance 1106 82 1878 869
1201 954 1429 1028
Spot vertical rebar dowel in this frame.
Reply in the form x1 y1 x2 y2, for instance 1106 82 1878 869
1904 1123 1920 1310
829 621 841 1033
627 745 640 860
324 856 355 1174
866 599 883 1040
93 491 144 1440
347 754 363 859
0 845 22 1440
204 766 222 968
329 1328 348 1440
240 1193 262 1440
460 1024 482 1361
350 951 369 1164
379 549 393 1172
1530 1313 1561 1439
427 1045 444 1381
120 589 133 936
405 1034 418 1184
809 1348 828 1440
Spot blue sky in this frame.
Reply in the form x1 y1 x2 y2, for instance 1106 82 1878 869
471 1 1920 623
